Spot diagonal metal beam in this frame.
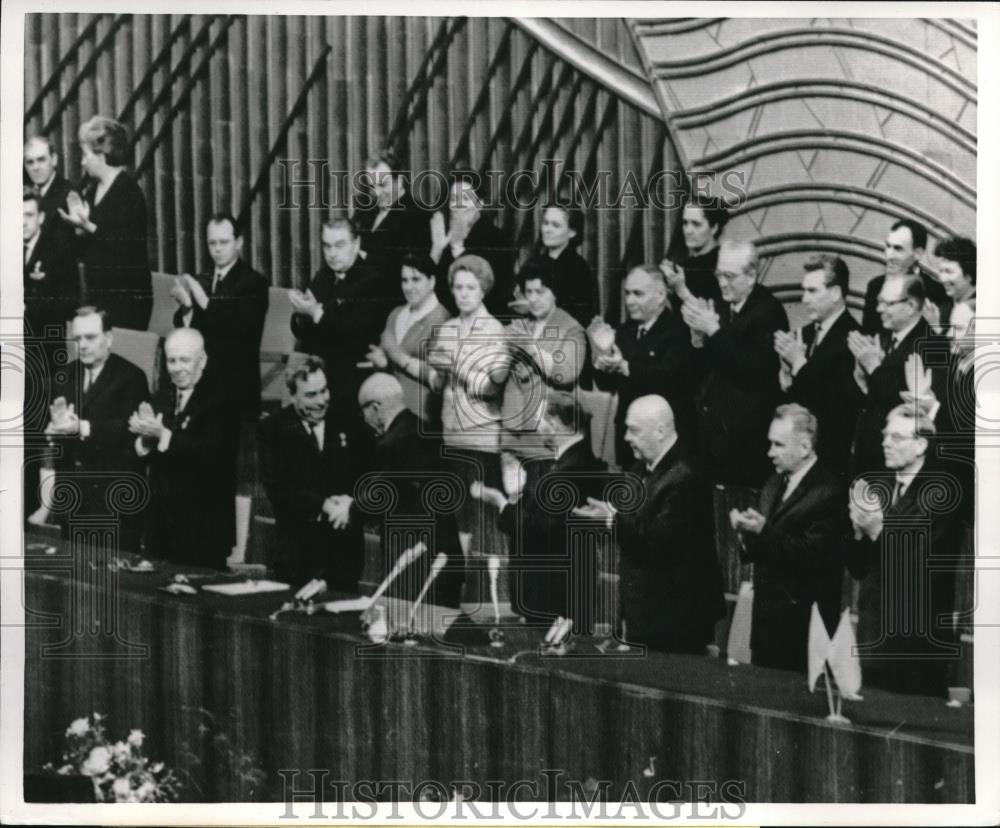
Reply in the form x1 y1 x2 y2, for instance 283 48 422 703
476 37 540 178
117 16 196 125
237 45 333 230
24 15 104 123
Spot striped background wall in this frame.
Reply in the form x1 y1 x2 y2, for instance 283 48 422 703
24 14 676 318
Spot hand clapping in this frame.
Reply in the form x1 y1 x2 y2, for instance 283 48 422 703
847 331 883 374
46 397 80 435
128 401 165 440
289 288 320 317
773 329 806 371
729 507 766 535
681 297 720 338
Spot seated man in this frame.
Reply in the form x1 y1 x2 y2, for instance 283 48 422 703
42 306 149 551
848 404 963 698
574 395 725 653
258 356 370 592
731 404 846 672
130 328 237 571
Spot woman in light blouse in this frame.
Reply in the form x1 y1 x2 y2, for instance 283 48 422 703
426 254 510 560
366 253 450 425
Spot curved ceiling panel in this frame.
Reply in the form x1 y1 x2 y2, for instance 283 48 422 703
629 17 977 294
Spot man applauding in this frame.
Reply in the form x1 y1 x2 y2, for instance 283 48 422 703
731 404 845 672
130 328 237 570
574 395 724 653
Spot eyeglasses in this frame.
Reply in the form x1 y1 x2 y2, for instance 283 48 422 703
876 296 909 308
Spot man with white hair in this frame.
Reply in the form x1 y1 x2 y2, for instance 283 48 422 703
731 403 845 672
575 394 724 653
682 239 788 487
130 327 238 570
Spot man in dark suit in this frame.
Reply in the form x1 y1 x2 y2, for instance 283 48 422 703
130 328 237 571
289 218 388 410
172 213 269 415
682 239 789 487
23 189 77 339
258 356 370 592
848 404 963 697
24 135 72 220
774 255 863 478
592 264 695 468
337 372 464 607
431 178 515 318
42 307 149 551
848 273 949 475
475 391 609 630
861 219 946 335
575 395 725 653
732 404 846 672
354 148 430 301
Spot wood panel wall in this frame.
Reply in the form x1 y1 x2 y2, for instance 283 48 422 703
24 14 676 316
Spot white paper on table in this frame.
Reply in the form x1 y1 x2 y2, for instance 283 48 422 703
321 597 374 614
202 580 290 596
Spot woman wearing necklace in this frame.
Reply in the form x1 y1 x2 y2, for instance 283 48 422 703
58 116 153 331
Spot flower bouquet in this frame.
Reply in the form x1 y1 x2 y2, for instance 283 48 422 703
586 317 616 355
43 713 181 802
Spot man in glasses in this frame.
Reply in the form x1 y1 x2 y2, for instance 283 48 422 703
681 239 788 487
848 404 962 698
847 274 947 474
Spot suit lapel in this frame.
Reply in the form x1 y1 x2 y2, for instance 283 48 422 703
769 462 818 521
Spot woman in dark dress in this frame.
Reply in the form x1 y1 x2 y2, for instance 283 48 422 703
59 116 152 331
515 203 598 327
660 196 729 306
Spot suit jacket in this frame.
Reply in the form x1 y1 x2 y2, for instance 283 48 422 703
674 245 723 305
77 171 152 331
594 305 696 467
861 269 947 335
786 309 863 476
351 409 464 607
853 317 949 475
36 172 73 221
740 462 846 671
381 301 451 424
142 379 238 571
502 307 586 449
24 221 78 335
291 260 389 401
615 442 726 652
847 462 963 697
435 217 516 319
521 247 600 327
696 283 789 487
498 438 608 627
49 353 150 549
259 402 371 591
356 195 431 298
173 258 269 412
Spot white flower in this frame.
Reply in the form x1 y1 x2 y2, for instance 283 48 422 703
127 729 145 748
151 762 164 774
65 717 90 738
57 764 74 775
112 777 131 800
113 741 130 762
136 780 157 801
80 745 111 776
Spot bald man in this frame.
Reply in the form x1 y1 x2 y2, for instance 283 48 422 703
330 373 464 606
682 239 788 487
131 328 238 569
575 395 724 653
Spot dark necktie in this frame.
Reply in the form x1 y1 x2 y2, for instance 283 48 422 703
83 368 94 393
776 473 790 503
806 323 819 358
211 271 223 295
175 392 187 416
891 479 904 506
308 422 322 453
885 335 897 357
636 326 646 342
729 304 736 322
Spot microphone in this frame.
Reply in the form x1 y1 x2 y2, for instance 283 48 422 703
406 552 449 631
369 541 427 605
488 555 501 626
